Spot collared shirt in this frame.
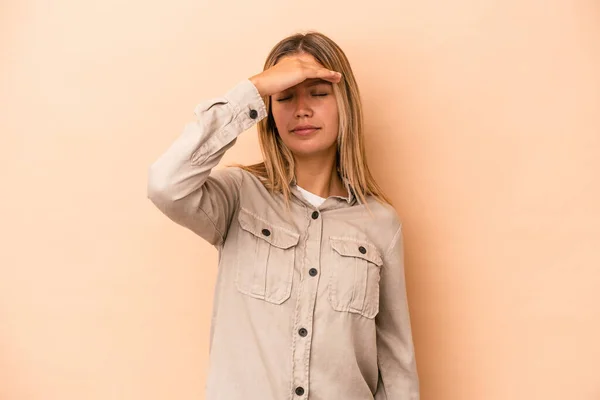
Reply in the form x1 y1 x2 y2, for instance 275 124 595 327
147 79 420 400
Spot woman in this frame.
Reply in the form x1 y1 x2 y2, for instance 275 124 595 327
147 31 419 400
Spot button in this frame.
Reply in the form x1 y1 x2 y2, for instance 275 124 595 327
249 109 258 119
261 228 271 236
358 246 367 254
295 386 305 396
298 328 308 337
311 211 319 219
309 268 318 277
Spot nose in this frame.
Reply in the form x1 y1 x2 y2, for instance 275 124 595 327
294 95 313 118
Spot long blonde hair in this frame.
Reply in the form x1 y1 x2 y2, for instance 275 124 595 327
236 31 391 208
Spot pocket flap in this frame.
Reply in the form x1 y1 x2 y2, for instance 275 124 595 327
330 237 383 266
238 208 300 249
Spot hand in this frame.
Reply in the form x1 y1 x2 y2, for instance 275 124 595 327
249 54 342 97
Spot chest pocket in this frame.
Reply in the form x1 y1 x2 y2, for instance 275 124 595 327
235 208 300 305
328 237 383 319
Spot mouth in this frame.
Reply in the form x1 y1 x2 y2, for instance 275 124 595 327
291 126 321 136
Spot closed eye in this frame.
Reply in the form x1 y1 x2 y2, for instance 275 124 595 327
275 93 329 102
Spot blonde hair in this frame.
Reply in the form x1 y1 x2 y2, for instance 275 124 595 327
235 31 391 208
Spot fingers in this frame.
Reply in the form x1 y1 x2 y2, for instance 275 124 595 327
293 55 342 83
305 65 343 83
322 69 343 83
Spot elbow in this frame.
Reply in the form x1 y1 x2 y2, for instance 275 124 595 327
147 163 175 210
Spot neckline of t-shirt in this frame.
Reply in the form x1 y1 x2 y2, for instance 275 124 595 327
296 185 327 201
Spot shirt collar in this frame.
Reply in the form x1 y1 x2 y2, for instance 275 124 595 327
289 175 357 206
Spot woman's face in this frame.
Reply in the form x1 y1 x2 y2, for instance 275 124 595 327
270 54 339 159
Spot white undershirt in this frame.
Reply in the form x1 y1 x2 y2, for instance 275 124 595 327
296 185 327 207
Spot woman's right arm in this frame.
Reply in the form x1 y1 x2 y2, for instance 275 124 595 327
147 79 266 246
147 56 342 246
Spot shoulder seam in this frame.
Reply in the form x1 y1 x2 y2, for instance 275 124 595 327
384 224 403 259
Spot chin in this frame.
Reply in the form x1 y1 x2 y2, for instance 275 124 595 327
288 142 337 158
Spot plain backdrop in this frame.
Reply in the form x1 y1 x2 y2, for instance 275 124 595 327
1 0 599 399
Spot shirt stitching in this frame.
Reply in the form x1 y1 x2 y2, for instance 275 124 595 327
240 206 300 236
384 225 402 260
197 206 225 246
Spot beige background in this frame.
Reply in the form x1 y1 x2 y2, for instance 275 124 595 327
2 0 600 399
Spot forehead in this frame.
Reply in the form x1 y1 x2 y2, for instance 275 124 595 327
279 52 321 65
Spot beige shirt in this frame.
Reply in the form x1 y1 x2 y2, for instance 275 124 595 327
147 79 419 400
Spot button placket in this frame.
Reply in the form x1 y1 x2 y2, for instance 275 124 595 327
289 209 322 399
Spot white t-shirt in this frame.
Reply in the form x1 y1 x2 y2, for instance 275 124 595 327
296 185 327 208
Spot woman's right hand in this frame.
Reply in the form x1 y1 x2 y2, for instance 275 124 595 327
249 54 342 98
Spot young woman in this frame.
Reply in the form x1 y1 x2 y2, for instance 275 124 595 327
148 31 419 400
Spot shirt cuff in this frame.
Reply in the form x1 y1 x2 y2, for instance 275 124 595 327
224 79 268 130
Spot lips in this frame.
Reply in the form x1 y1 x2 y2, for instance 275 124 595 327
291 125 320 136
